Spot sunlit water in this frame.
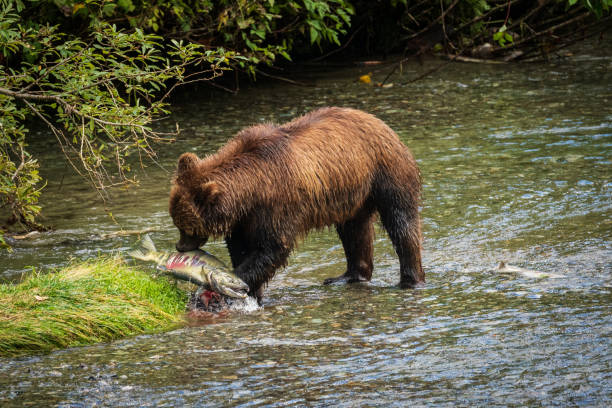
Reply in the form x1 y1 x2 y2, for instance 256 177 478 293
1 45 611 406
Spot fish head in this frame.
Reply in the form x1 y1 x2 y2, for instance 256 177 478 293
209 272 250 299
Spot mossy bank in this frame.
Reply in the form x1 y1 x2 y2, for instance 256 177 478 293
0 257 189 357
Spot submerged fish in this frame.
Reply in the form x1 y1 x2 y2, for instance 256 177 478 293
496 261 564 279
129 235 249 298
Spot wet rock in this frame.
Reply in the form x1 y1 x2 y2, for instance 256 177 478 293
471 43 493 58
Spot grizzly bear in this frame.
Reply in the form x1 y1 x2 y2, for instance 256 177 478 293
169 107 423 303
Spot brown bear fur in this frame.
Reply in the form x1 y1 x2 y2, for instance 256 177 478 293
169 107 423 303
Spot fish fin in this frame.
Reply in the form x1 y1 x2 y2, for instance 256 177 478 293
128 234 155 261
127 248 147 261
141 234 157 253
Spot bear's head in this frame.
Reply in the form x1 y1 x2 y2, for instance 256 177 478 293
170 152 223 252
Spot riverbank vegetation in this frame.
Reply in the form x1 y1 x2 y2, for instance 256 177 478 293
0 257 188 356
1 0 610 246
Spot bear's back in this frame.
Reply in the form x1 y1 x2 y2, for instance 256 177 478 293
223 108 415 228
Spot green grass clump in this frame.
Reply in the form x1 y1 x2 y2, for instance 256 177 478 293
0 257 189 357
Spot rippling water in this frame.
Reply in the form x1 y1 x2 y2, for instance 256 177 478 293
1 45 611 406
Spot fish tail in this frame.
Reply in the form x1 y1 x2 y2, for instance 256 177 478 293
127 248 147 260
141 234 157 253
128 234 156 261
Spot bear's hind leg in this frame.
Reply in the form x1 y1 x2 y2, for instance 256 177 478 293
324 208 375 285
378 202 424 288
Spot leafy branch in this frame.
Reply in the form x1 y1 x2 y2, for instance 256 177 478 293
0 0 355 242
0 3 236 232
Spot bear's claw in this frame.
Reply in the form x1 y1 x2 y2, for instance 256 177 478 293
323 273 369 285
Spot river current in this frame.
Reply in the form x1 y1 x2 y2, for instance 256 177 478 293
1 46 611 406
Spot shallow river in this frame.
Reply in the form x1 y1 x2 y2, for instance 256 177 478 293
1 46 611 406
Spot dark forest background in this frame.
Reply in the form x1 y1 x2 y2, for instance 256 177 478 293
1 0 610 245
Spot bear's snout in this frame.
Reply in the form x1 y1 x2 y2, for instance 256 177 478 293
176 231 207 252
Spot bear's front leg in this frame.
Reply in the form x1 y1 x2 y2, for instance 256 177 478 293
232 245 290 305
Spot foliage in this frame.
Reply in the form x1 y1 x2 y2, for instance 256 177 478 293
0 0 354 243
0 1 230 235
569 0 612 17
0 97 44 234
348 0 609 59
493 25 513 48
0 0 608 246
194 0 354 68
0 256 188 356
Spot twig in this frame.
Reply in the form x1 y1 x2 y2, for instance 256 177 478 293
310 24 365 62
460 0 527 45
503 0 512 27
254 69 308 86
403 0 460 42
10 144 25 182
206 80 240 94
0 87 168 136
405 0 434 18
382 53 457 86
516 16 611 61
21 99 87 182
444 55 506 64
404 56 456 85
521 0 552 26
491 11 591 55
21 42 93 93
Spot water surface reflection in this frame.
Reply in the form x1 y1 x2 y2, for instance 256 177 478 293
1 49 611 406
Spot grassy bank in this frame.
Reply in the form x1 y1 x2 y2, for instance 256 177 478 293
0 257 188 357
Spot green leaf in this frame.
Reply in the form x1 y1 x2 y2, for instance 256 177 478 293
102 3 116 16
307 19 322 30
303 0 315 13
279 50 292 61
117 0 135 12
244 37 257 51
251 28 266 40
309 26 319 44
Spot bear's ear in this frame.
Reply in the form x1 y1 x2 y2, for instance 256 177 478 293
201 181 222 199
177 152 200 174
193 181 223 213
